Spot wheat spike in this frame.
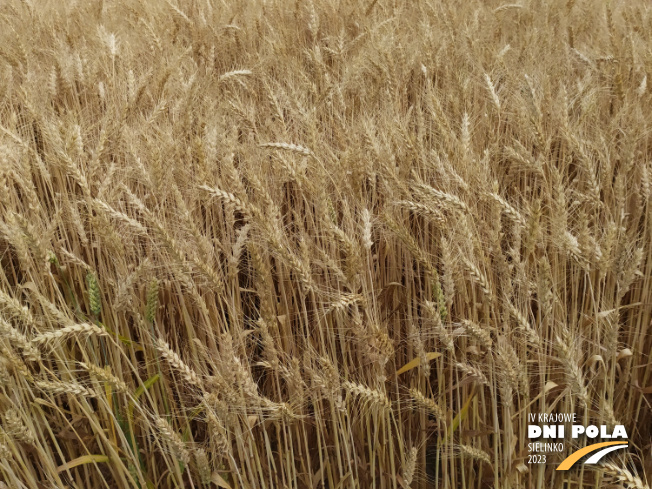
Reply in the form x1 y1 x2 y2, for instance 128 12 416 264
343 381 391 413
86 272 101 317
3 409 35 445
599 463 649 489
410 388 444 421
32 323 106 346
394 200 447 225
259 142 313 157
555 334 589 409
484 73 501 110
461 320 492 350
155 338 204 388
218 69 253 83
455 362 489 386
199 185 252 218
462 258 494 300
154 417 191 464
145 278 159 323
194 448 212 485
0 318 41 362
403 446 417 487
488 192 525 226
79 362 129 394
34 380 97 398
413 182 469 214
458 444 491 464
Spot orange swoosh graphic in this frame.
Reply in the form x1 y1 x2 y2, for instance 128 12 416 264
556 441 628 470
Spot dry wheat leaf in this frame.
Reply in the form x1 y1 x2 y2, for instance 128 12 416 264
311 466 323 488
396 352 442 375
211 472 233 489
57 455 109 473
544 381 559 392
588 354 606 374
617 349 633 361
444 391 476 443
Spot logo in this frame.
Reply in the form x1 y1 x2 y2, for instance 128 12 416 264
556 441 629 470
527 412 629 470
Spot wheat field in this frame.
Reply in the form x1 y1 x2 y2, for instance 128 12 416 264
0 0 650 488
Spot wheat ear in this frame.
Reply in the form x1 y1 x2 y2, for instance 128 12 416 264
155 338 204 388
0 318 41 362
599 463 649 489
79 362 129 394
259 142 313 157
403 446 417 487
343 381 391 413
455 362 489 386
34 380 97 398
32 323 106 346
154 417 191 464
458 444 491 464
410 388 444 421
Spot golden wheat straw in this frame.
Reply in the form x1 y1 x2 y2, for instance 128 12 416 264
0 1 650 487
